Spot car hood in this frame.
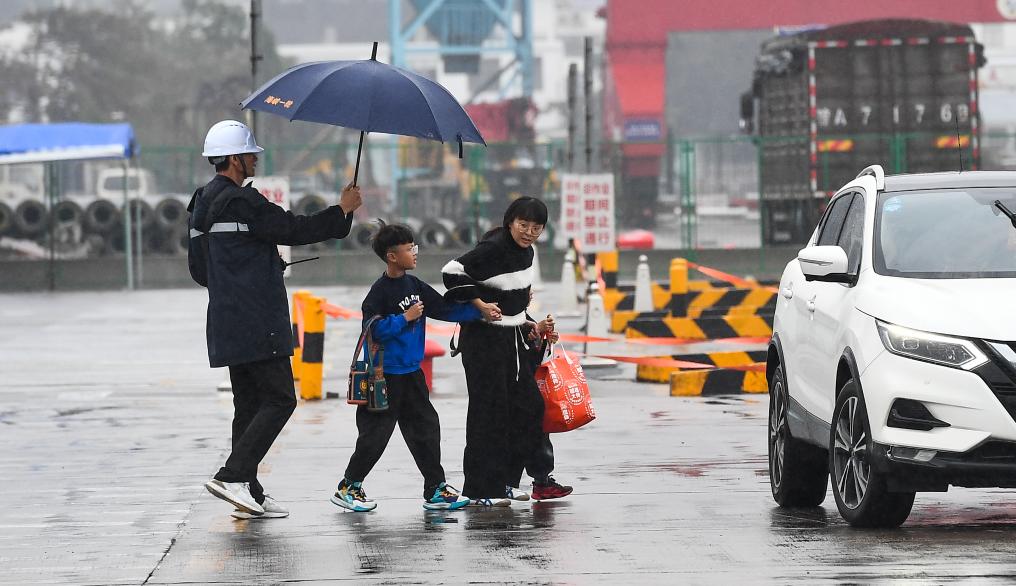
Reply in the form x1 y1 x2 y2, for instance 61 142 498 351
856 276 1016 340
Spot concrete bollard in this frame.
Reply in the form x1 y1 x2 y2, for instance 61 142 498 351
299 294 326 401
634 254 653 312
585 281 609 338
558 250 580 316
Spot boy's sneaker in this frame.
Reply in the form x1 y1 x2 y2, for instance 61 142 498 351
423 482 470 511
506 486 530 502
205 479 264 515
466 496 512 507
532 476 573 501
330 479 377 512
231 495 289 519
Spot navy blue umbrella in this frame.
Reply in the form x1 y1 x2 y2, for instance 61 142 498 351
241 42 485 185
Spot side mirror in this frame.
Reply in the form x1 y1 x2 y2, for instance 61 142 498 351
798 245 853 283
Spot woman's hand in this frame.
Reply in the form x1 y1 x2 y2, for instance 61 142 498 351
472 299 502 322
535 314 559 343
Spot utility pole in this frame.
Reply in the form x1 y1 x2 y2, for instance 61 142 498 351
249 0 262 135
567 63 577 173
584 37 593 173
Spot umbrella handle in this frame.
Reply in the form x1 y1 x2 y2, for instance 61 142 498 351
353 130 365 187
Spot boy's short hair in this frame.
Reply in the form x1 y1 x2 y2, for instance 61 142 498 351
371 220 414 260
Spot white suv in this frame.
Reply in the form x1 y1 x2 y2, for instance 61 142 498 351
768 165 1016 528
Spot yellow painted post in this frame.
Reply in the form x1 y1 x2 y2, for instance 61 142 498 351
669 257 689 317
299 294 326 400
596 250 625 312
291 290 311 383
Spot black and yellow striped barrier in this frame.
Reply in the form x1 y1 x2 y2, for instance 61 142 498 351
609 257 688 332
612 282 671 311
681 288 777 319
625 313 775 340
670 367 768 396
299 294 326 401
596 250 625 312
291 290 311 383
636 350 769 382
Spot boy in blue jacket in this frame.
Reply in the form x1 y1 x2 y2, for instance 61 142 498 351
331 222 500 512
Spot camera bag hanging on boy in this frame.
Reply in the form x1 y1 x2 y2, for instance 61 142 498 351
348 316 389 411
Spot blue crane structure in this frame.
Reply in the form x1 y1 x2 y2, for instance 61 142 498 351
389 0 534 100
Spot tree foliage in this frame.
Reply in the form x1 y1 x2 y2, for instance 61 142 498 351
0 0 292 147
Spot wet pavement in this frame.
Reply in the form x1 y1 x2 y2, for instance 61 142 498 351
4 283 1016 584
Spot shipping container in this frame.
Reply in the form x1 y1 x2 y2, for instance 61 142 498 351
743 19 985 243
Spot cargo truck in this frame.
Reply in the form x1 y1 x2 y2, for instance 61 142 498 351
742 19 985 243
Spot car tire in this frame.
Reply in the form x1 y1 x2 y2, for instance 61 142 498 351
769 363 828 507
829 379 915 528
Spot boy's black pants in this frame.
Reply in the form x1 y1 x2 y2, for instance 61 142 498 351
344 369 446 499
214 356 298 504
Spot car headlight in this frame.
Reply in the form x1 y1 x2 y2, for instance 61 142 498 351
876 320 988 370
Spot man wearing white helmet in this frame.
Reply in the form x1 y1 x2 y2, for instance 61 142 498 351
189 120 362 519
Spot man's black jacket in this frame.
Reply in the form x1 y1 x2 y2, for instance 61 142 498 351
188 174 352 367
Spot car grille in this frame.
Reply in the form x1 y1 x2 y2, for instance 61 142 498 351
973 341 1016 423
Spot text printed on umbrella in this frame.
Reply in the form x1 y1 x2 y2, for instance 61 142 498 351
264 96 295 109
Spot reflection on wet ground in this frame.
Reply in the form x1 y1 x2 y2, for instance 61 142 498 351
5 286 1016 583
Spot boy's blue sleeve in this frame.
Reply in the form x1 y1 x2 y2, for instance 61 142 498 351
371 314 408 342
420 279 482 323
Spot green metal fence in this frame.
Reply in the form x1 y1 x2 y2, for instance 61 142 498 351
3 129 1014 279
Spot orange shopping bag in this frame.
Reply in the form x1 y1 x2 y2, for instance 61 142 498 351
535 345 596 433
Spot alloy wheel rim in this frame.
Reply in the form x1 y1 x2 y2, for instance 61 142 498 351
832 395 869 509
769 378 787 489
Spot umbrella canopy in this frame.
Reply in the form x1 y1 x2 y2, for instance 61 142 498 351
242 44 485 186
242 59 485 147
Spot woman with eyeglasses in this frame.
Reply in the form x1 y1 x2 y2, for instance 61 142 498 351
442 196 569 506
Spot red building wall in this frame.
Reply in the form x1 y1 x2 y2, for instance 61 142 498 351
605 0 1013 176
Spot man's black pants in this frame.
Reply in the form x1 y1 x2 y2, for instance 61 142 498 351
344 369 446 499
214 356 297 504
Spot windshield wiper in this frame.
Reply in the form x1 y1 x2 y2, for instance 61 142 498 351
994 200 1016 230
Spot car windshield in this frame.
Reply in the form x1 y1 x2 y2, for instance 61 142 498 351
875 188 1016 279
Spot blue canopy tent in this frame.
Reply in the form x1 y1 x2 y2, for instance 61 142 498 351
0 123 140 290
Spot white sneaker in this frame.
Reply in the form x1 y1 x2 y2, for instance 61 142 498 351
231 495 288 519
466 497 512 507
506 486 530 502
205 479 264 515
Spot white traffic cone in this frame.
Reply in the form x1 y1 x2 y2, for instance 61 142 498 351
531 244 545 291
558 251 580 316
634 254 653 312
585 282 609 338
580 281 616 369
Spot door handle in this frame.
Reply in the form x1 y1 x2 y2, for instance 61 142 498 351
781 286 794 300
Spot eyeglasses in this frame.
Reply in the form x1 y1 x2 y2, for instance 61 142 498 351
388 244 419 256
513 221 544 236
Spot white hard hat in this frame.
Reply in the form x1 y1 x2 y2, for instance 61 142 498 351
201 120 264 158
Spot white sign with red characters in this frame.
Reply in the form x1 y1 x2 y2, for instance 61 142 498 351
578 173 615 253
558 174 584 245
557 173 615 252
252 176 292 276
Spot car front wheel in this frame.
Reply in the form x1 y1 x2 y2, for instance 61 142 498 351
830 379 915 528
769 363 828 507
